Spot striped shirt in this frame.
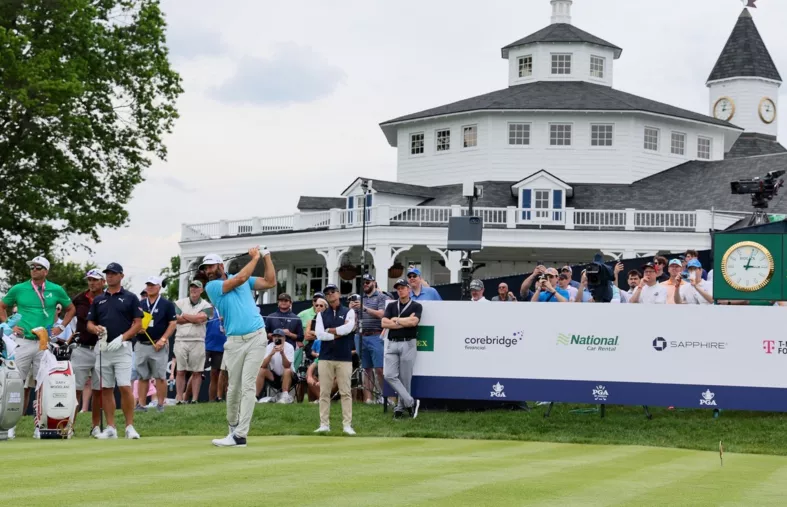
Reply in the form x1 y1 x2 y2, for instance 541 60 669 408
360 290 389 333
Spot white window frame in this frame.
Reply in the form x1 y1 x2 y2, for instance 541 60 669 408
517 55 533 78
590 55 605 79
644 127 660 152
551 53 572 75
590 124 614 147
462 124 478 149
533 189 551 220
410 132 424 156
670 131 686 156
697 136 712 160
508 122 531 146
549 123 573 147
294 266 328 301
435 128 451 152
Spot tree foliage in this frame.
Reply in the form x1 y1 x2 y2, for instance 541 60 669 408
159 253 179 300
0 0 183 282
45 257 98 298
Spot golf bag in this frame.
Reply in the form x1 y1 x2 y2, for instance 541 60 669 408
34 336 78 439
0 341 24 441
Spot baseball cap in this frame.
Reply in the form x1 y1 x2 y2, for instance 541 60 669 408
641 262 656 271
199 254 223 269
145 275 163 286
272 328 286 337
362 274 375 282
189 280 203 288
561 266 572 273
469 279 484 290
312 292 325 300
393 278 408 288
687 259 702 269
28 256 50 270
85 269 105 280
103 262 124 274
323 284 338 292
545 268 559 276
407 267 421 277
278 293 292 301
668 259 682 267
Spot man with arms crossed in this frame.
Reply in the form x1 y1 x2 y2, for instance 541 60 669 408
202 247 276 448
175 280 213 403
87 263 143 439
69 269 105 436
382 278 423 419
0 256 75 439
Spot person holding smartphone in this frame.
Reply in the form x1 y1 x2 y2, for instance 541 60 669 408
531 268 568 303
674 260 713 304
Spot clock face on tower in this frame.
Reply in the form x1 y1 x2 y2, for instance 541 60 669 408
713 97 735 121
759 98 776 124
721 241 775 292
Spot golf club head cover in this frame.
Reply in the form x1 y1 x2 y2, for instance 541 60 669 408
33 327 49 351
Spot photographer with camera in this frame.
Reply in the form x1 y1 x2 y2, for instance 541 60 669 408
519 265 546 301
530 268 568 303
629 263 667 304
257 328 295 403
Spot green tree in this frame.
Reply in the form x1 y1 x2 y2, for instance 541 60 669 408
159 254 180 300
45 257 99 298
0 0 183 283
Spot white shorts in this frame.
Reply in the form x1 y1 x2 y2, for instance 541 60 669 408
95 341 133 388
71 345 99 390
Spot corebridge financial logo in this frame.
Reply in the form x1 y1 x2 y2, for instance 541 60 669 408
464 330 524 351
557 333 620 352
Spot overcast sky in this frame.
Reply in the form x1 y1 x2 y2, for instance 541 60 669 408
67 0 787 292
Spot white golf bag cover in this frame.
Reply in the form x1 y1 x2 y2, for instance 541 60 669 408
35 348 78 439
0 359 24 440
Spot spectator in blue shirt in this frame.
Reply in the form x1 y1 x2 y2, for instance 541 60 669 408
531 268 568 302
263 293 303 348
407 268 442 301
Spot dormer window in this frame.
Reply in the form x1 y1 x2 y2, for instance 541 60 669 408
590 56 605 79
518 55 533 78
551 54 571 75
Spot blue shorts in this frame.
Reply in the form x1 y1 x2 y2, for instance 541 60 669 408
354 334 384 369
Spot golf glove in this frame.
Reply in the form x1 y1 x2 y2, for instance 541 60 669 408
106 337 124 352
258 245 271 257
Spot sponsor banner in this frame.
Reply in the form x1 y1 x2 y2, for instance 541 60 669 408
382 302 787 411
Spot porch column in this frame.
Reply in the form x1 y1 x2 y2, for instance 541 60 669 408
178 257 197 299
368 244 412 292
428 247 463 284
285 263 294 297
316 247 350 286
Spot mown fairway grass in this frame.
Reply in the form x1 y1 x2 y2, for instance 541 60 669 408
5 402 787 506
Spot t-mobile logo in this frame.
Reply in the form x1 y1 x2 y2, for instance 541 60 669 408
764 340 776 354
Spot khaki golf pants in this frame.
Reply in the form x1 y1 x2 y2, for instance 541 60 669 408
318 360 352 428
224 329 266 439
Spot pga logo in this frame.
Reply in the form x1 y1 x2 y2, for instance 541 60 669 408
592 385 609 402
700 389 717 406
490 382 506 398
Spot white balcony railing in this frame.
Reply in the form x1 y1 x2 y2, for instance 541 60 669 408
181 205 745 241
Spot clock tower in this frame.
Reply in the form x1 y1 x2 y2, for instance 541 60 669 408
707 8 781 138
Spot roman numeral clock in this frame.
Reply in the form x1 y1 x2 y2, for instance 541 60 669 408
713 233 785 301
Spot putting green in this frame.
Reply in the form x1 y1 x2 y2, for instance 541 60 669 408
1 436 784 506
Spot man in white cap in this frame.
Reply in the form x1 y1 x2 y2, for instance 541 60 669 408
135 275 177 412
0 255 75 438
201 248 276 448
174 279 213 403
68 268 106 436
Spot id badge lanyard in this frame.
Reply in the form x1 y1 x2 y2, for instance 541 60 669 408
145 296 161 328
31 281 49 318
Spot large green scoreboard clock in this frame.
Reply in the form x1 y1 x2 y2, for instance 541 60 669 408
713 233 784 301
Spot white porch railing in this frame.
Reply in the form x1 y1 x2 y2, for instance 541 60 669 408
181 205 748 241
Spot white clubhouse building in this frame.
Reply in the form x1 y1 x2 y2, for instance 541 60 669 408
179 1 786 300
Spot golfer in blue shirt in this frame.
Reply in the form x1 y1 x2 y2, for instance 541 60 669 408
202 247 276 448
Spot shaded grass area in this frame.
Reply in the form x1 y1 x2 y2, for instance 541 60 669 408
12 400 787 456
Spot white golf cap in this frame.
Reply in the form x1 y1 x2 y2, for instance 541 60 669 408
145 275 164 286
85 269 105 280
199 254 223 269
28 256 50 270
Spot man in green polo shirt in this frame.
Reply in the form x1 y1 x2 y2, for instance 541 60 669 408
0 256 75 436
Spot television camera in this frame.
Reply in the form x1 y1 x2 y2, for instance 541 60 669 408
583 253 614 303
730 170 785 209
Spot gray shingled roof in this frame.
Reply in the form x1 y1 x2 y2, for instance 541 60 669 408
707 9 781 83
380 81 741 129
569 153 787 212
297 196 346 210
725 133 786 159
421 181 519 207
501 23 622 59
341 177 435 198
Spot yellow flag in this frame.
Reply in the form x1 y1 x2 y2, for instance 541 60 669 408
141 312 153 330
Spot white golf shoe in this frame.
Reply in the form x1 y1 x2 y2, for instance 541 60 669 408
96 426 118 439
125 425 140 439
314 425 331 433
